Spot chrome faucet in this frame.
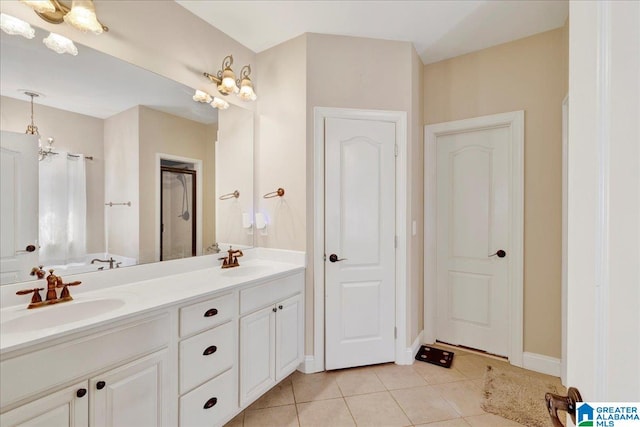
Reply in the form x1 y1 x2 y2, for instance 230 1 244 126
218 247 243 268
91 257 116 269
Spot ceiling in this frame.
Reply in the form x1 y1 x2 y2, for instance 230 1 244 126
177 0 569 64
0 25 217 124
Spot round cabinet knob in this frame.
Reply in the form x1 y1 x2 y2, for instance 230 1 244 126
278 305 283 310
76 388 87 398
272 307 277 312
96 381 106 390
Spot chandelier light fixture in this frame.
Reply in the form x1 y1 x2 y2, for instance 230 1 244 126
20 0 107 34
24 91 41 135
203 55 257 102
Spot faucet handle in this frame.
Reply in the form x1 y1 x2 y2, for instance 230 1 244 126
16 288 44 304
30 265 46 279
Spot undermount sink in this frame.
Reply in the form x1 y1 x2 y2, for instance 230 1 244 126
220 264 273 277
1 298 126 335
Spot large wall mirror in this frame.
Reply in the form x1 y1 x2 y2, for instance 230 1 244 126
0 23 254 285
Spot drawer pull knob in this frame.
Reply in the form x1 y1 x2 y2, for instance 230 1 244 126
204 308 218 317
203 345 218 356
272 307 277 312
76 388 87 398
278 305 283 310
203 397 218 409
96 381 106 390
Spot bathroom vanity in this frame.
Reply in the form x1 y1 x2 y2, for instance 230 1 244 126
0 249 305 427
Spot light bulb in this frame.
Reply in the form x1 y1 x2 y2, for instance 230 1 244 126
43 32 78 56
63 0 103 34
0 13 35 39
211 97 229 110
193 90 212 103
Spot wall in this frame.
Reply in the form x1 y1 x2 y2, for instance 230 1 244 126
138 106 216 264
216 106 254 248
424 28 566 358
104 106 139 260
0 96 105 254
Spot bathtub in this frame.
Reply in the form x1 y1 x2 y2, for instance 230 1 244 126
45 253 137 276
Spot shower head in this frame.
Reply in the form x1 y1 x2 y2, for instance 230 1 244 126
176 174 186 185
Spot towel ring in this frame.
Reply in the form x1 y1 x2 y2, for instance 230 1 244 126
263 188 285 198
219 190 240 200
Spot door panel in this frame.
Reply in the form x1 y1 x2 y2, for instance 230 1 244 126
436 126 510 356
275 294 303 381
325 117 396 370
240 306 275 406
0 131 39 285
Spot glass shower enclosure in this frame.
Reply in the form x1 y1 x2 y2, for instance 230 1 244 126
160 165 196 261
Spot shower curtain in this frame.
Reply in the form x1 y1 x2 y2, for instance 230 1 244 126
39 152 87 265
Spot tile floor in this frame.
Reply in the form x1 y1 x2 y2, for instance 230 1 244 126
225 347 532 426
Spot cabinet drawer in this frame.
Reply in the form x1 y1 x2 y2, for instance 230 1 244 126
180 321 235 394
180 292 236 337
179 368 237 427
240 272 303 315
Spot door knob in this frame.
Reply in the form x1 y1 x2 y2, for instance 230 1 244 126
545 387 582 427
489 250 506 258
329 254 347 263
16 244 37 254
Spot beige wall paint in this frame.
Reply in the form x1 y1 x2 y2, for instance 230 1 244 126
104 106 139 260
255 34 308 252
0 96 105 254
424 28 566 358
138 106 216 264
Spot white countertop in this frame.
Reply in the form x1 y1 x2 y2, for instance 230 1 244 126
0 249 305 355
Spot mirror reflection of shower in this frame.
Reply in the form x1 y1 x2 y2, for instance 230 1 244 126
160 161 196 261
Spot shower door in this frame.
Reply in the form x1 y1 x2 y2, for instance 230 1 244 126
160 166 196 261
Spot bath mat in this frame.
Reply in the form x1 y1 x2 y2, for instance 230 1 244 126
415 345 454 368
482 364 567 427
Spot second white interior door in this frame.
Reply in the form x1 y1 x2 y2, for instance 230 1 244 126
324 117 396 370
436 125 511 357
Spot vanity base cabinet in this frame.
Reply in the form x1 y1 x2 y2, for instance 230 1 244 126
0 381 89 427
90 349 168 427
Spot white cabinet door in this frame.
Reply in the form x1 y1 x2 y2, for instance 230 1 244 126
240 306 275 406
91 350 168 427
0 381 89 427
275 294 303 381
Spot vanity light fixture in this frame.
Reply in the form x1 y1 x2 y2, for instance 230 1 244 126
0 13 35 39
43 31 78 55
192 89 230 110
203 55 257 102
20 0 108 34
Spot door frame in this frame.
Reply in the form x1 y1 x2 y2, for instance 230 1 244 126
312 107 408 372
424 111 524 367
154 153 203 262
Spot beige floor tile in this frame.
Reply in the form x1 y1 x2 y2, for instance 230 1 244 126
290 370 338 384
296 398 355 427
249 382 295 409
414 418 471 427
433 380 485 417
451 355 490 380
292 376 342 403
345 391 411 427
464 413 526 426
335 367 386 396
224 412 245 427
374 363 429 390
391 386 460 425
244 404 299 427
412 361 467 385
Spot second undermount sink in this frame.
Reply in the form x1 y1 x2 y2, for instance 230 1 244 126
1 298 127 335
220 264 274 277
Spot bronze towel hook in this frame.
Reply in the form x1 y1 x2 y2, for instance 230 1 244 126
263 188 285 198
219 190 240 200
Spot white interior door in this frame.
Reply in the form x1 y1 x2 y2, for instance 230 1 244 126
0 131 39 285
324 117 396 370
436 125 511 357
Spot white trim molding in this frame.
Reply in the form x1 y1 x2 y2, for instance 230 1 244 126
297 356 317 374
523 352 561 377
424 111 525 367
397 330 424 365
313 107 408 372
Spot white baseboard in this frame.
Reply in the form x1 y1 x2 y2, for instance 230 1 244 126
397 330 423 365
298 355 321 374
522 352 561 377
